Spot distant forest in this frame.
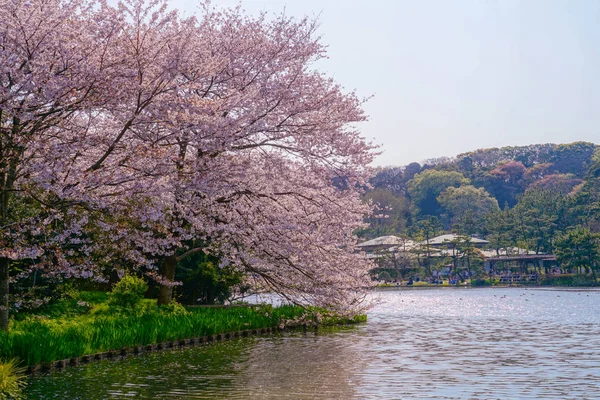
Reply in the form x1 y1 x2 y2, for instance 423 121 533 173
361 141 600 258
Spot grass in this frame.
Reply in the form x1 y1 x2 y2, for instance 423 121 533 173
0 292 365 366
0 358 26 399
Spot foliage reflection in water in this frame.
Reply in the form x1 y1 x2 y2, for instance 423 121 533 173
26 288 600 399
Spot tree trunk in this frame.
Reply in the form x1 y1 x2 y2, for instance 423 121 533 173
467 256 471 277
206 287 214 305
158 256 177 305
0 257 9 331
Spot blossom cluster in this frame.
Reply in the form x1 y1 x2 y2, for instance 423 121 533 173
0 0 377 313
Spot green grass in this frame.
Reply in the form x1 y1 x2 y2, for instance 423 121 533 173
0 358 26 399
0 292 365 366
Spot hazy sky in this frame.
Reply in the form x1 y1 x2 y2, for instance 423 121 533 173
171 0 600 166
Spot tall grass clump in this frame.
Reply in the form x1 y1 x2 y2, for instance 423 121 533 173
0 359 26 400
109 275 148 309
0 292 366 366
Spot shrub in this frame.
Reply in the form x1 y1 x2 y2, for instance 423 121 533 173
175 254 244 305
159 302 189 316
109 275 148 309
0 359 26 400
377 271 392 282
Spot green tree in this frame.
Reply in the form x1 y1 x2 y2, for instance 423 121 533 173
554 227 600 278
359 188 411 238
175 252 244 305
411 217 443 278
569 148 600 232
437 185 499 232
456 236 484 278
485 206 518 255
407 170 469 217
512 189 566 254
549 141 597 176
477 161 526 207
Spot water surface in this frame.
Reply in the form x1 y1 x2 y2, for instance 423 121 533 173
26 288 600 399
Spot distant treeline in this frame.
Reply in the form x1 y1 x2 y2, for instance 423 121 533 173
361 141 600 258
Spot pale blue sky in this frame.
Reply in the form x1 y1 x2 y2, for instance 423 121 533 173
172 0 600 166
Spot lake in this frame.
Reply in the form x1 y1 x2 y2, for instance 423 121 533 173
25 287 600 399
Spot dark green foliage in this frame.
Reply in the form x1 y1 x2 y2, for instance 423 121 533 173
369 142 598 226
554 227 600 276
437 185 499 232
407 169 469 217
512 189 567 254
477 161 527 207
359 188 411 239
377 271 392 282
587 148 600 179
568 148 600 232
109 275 148 309
410 217 443 278
175 252 244 305
485 206 518 254
454 144 555 170
539 274 598 286
549 141 597 176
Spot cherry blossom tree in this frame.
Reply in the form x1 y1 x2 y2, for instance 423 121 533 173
0 0 132 330
0 0 376 329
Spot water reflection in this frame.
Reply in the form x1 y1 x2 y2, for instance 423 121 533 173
26 288 600 399
227 327 367 399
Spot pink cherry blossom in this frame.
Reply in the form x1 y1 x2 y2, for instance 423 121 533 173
0 0 377 329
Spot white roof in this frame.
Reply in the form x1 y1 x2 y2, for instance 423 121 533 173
479 247 538 258
422 234 489 246
357 235 413 247
388 241 418 252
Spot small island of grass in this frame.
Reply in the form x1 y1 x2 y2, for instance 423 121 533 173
0 286 365 370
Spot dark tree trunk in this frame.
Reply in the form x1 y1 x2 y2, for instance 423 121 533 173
158 255 177 305
0 257 9 331
108 268 121 290
206 287 214 305
466 256 471 277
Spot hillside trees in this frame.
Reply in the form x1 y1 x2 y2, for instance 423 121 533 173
485 207 518 255
549 141 597 176
0 0 377 329
359 188 411 239
437 185 499 233
407 170 469 217
476 161 526 207
569 149 600 232
554 227 600 276
509 189 567 254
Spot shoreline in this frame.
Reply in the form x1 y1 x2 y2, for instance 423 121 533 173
4 301 365 375
374 285 600 291
27 326 278 375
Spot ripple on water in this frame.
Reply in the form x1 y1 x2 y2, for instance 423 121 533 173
25 288 600 399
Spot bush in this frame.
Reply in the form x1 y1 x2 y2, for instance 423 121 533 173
159 302 189 316
109 275 148 309
471 278 491 287
0 359 26 400
377 271 392 282
175 254 244 305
